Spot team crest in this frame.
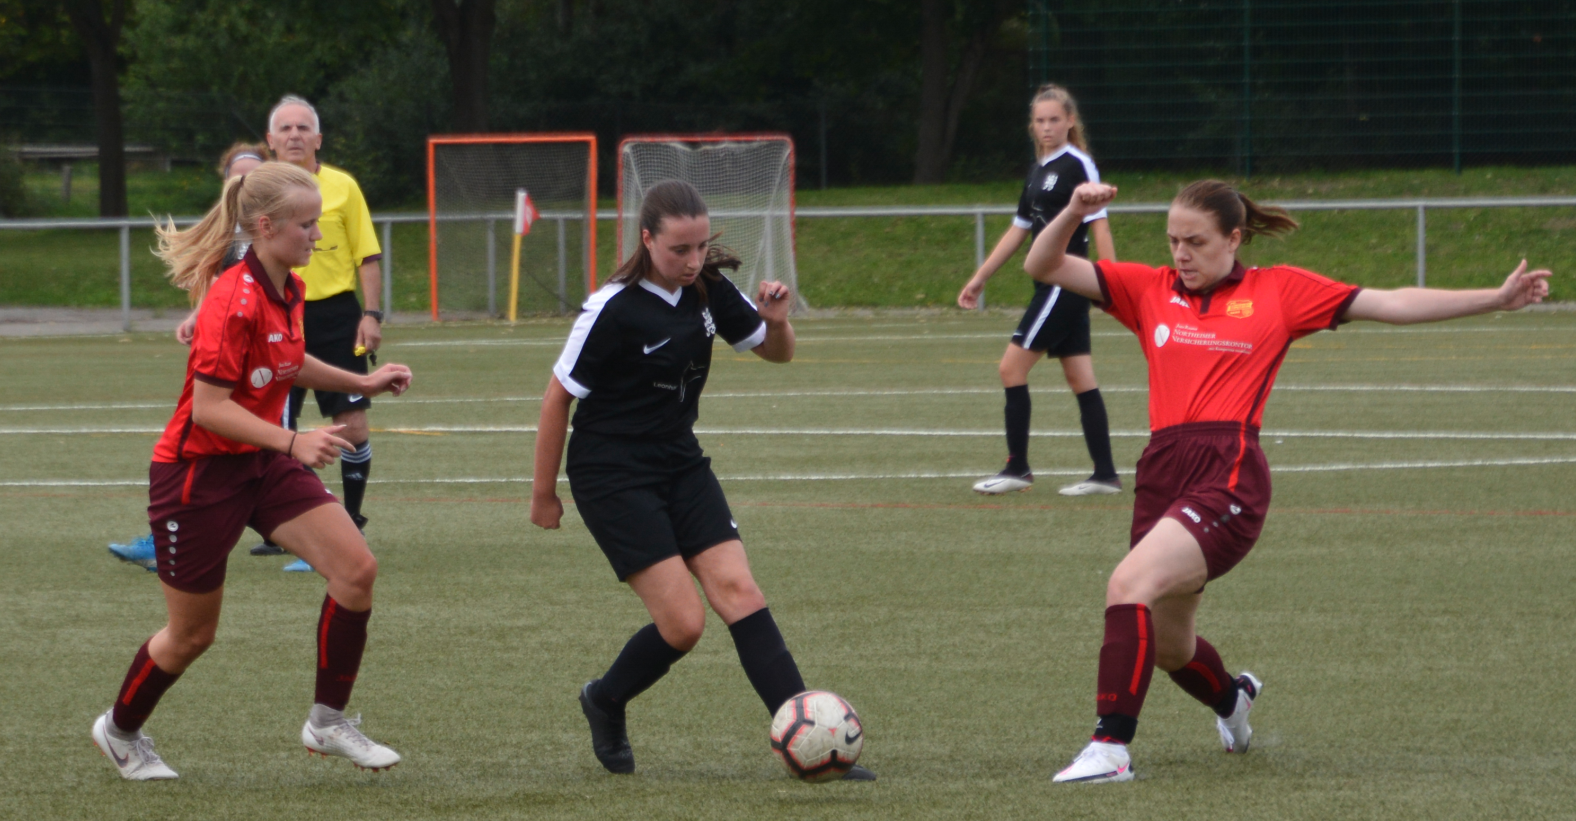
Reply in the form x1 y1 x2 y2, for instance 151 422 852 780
701 307 716 337
1226 300 1254 318
1042 172 1059 191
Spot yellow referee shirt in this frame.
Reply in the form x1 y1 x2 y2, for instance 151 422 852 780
294 163 380 302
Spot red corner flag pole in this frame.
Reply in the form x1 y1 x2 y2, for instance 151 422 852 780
507 189 539 322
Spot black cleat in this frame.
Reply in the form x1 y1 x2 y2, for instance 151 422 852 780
579 681 634 774
249 541 286 556
842 764 877 781
351 513 368 532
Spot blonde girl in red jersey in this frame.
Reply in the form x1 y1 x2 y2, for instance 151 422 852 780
90 162 414 781
1022 179 1550 784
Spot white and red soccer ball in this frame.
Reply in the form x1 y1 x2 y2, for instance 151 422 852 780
769 691 864 782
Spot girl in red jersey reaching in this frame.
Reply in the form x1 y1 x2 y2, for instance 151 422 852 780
1022 179 1550 784
958 84 1121 497
90 162 414 781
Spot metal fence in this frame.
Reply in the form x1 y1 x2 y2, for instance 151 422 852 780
4 195 1574 329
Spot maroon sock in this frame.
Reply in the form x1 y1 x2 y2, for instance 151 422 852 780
314 596 371 710
1092 603 1154 744
1168 635 1239 717
112 641 181 732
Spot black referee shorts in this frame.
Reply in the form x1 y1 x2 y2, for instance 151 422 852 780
566 431 740 581
1011 282 1092 357
291 290 371 422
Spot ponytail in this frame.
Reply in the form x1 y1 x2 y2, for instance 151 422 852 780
154 161 317 305
611 179 741 302
1174 179 1298 244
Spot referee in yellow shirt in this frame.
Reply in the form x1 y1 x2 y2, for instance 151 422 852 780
261 95 384 565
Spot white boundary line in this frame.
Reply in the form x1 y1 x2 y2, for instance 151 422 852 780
6 455 1576 489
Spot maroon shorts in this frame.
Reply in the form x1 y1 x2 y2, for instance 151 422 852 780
1130 422 1272 581
147 451 339 593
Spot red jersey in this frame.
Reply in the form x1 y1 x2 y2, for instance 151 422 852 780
153 250 306 462
1095 260 1360 431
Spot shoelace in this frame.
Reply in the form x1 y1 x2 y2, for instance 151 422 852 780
132 735 165 766
331 715 376 750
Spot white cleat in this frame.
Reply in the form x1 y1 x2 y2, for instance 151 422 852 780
91 710 178 781
1053 740 1134 784
1216 672 1263 753
1057 478 1123 496
301 715 401 771
973 472 1033 494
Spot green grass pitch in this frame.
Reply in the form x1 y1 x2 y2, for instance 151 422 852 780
1 310 1574 819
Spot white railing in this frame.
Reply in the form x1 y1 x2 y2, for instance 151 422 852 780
4 196 1574 329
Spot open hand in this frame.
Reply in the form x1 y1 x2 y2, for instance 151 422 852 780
292 424 353 469
1498 259 1552 311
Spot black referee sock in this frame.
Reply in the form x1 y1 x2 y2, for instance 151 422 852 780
1075 388 1118 482
340 440 372 519
1003 385 1032 476
728 607 806 716
591 623 688 712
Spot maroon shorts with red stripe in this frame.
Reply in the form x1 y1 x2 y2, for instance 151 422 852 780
147 451 339 593
1130 422 1272 581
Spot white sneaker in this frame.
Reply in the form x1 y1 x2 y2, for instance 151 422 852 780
1058 478 1122 496
1052 740 1134 783
301 715 401 771
1216 672 1263 753
973 472 1033 494
91 710 178 781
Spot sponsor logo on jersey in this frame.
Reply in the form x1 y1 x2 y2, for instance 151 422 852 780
701 307 716 338
1153 324 1171 347
643 338 671 354
653 381 679 391
1226 299 1254 318
1042 172 1059 191
268 332 284 343
1181 506 1202 523
250 367 273 388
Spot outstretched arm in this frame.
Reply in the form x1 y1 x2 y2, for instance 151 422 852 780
1345 260 1551 324
958 225 1031 309
296 354 412 397
530 376 575 529
1022 182 1115 301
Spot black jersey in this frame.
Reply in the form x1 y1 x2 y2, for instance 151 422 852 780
553 275 767 439
1013 144 1107 257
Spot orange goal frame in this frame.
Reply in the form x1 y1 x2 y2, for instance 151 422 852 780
426 133 598 320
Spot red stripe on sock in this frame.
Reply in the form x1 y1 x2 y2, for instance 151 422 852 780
318 598 337 669
120 658 157 705
1186 660 1221 691
1129 605 1150 696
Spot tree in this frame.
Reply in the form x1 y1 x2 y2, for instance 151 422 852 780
60 0 127 216
430 0 496 132
913 0 1017 184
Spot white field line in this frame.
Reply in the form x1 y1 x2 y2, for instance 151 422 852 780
6 455 1576 489
7 382 1576 413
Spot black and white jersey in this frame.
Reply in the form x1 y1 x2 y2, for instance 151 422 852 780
553 275 767 438
1013 144 1108 258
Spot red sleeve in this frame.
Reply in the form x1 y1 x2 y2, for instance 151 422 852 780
1274 266 1362 338
1094 260 1162 334
189 278 252 388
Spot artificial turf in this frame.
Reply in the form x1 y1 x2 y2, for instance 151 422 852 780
1 311 1573 819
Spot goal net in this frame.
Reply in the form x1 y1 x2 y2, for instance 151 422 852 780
427 134 598 319
618 134 803 310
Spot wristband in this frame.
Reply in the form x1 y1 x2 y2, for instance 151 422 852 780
287 432 298 459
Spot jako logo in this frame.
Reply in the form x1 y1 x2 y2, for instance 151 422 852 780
1153 324 1171 347
267 333 284 343
250 367 273 388
1181 506 1202 523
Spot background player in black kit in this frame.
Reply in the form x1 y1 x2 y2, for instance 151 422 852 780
958 84 1121 497
531 181 874 781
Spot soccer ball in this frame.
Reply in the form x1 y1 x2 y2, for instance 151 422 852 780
769 690 864 782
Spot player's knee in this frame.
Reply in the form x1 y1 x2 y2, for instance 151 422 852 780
1105 565 1155 607
339 550 378 595
335 412 369 444
711 573 765 615
657 609 705 651
169 625 217 661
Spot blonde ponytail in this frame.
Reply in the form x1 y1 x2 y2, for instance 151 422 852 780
155 162 317 305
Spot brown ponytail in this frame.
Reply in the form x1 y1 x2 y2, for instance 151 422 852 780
1028 83 1089 156
1174 179 1298 244
611 179 741 301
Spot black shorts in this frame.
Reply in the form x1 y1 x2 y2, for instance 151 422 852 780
292 290 371 421
566 430 740 581
1011 282 1092 357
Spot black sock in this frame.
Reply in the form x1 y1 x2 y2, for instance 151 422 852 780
591 623 688 712
728 607 806 716
340 440 372 518
1075 388 1118 481
1004 385 1032 475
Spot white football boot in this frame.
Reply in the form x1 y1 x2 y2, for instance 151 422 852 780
91 710 178 781
1052 740 1134 784
1057 478 1123 496
972 471 1033 494
1216 672 1263 753
301 715 401 771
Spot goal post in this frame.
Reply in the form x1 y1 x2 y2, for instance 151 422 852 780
427 133 597 320
617 134 804 310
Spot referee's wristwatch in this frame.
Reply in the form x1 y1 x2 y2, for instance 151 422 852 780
363 310 384 323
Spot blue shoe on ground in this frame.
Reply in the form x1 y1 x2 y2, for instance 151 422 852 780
108 534 157 572
283 559 315 573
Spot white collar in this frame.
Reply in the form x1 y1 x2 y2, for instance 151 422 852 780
639 277 682 306
1040 144 1072 166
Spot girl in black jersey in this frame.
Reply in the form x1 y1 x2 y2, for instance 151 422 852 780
531 180 875 781
958 84 1121 497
